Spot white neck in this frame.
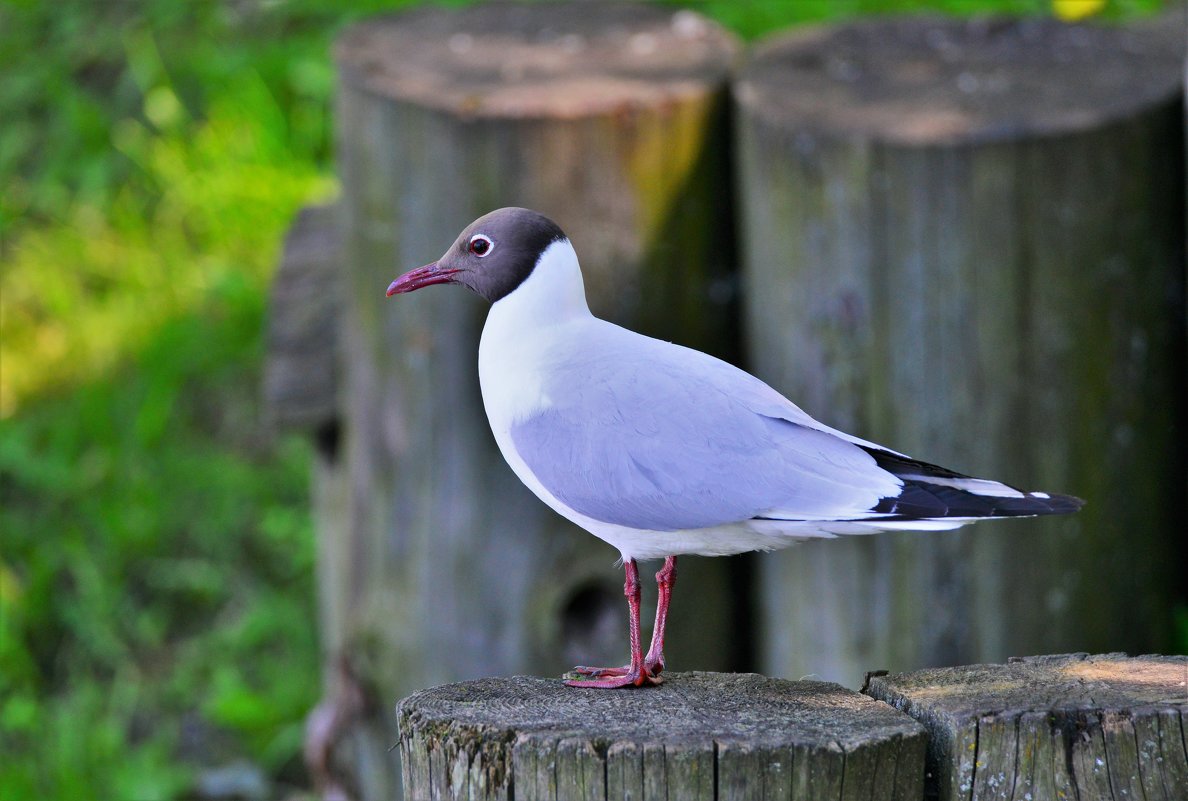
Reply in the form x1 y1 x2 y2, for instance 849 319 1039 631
488 238 590 328
478 238 592 429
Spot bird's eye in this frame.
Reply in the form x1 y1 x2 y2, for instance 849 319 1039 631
469 235 493 257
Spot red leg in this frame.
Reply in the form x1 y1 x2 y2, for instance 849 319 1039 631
565 560 661 688
643 555 677 675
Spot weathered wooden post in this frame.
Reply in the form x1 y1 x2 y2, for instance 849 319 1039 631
398 672 927 800
734 17 1186 686
267 5 741 797
265 204 342 435
864 653 1188 801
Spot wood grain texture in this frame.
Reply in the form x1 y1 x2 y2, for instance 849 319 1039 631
864 653 1188 801
325 5 740 798
263 203 342 430
734 16 1186 688
398 672 927 800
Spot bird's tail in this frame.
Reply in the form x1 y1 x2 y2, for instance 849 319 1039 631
862 447 1085 520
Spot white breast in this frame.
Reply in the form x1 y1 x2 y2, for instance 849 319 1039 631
478 238 592 516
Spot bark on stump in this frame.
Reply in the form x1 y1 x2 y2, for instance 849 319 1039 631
864 653 1188 801
398 672 927 801
311 6 740 798
734 16 1186 687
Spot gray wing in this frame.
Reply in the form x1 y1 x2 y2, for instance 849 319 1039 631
510 333 901 531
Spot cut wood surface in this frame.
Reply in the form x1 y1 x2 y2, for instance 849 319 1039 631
736 17 1183 144
863 653 1188 801
398 672 927 801
735 16 1186 687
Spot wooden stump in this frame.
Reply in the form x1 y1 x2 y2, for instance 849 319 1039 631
864 653 1188 801
264 202 342 433
398 672 927 800
734 17 1187 686
321 5 739 797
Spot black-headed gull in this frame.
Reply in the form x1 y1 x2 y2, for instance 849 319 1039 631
387 207 1083 688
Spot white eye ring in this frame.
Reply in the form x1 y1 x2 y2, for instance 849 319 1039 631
469 234 494 257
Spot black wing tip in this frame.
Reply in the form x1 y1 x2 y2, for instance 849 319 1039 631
862 445 1086 520
1028 491 1085 515
991 490 1086 517
873 485 1086 520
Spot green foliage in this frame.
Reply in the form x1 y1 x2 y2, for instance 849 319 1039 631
0 276 317 799
0 0 358 410
0 0 360 796
0 0 1171 798
665 0 1164 38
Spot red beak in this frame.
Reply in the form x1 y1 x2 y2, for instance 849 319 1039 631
386 263 462 296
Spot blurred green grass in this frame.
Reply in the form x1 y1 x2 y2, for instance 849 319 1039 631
0 0 1168 799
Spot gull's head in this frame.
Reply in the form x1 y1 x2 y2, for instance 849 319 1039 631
387 207 567 303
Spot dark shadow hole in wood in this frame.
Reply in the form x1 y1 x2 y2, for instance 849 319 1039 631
560 581 623 665
315 417 342 465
